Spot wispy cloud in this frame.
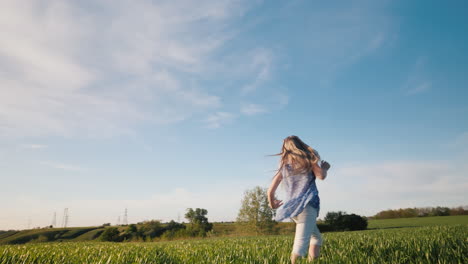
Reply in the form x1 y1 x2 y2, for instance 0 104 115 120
278 1 395 86
20 144 48 149
1 1 394 137
240 103 268 115
444 131 468 157
407 81 432 95
0 0 264 138
39 161 85 172
453 131 468 147
241 49 273 94
404 57 432 95
272 92 289 108
319 156 468 217
2 181 263 229
204 112 236 129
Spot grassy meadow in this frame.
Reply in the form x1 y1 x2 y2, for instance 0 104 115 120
367 215 468 229
0 215 467 263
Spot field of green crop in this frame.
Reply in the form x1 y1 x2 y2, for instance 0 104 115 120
1 224 466 264
368 215 468 229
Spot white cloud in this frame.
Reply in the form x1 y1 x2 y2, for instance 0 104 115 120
241 103 268 115
204 112 236 129
453 131 468 147
407 81 432 95
241 48 274 94
39 160 85 172
20 144 48 149
0 183 261 229
279 1 394 85
368 32 387 52
271 92 289 107
444 131 468 159
319 157 468 218
404 57 432 96
0 0 262 139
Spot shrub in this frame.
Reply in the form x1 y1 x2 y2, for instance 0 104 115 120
127 224 137 233
339 214 368 231
324 211 367 231
317 223 334 232
99 227 121 242
138 220 165 238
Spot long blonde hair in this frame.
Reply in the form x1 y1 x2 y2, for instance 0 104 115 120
274 135 320 175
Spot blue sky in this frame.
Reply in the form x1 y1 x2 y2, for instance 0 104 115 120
1 0 467 230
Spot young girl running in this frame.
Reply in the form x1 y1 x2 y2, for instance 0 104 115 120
268 135 330 263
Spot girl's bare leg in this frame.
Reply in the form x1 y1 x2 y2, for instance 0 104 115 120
291 253 300 264
308 245 320 261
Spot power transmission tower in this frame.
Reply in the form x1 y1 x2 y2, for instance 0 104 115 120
51 212 56 227
27 217 32 229
116 216 120 226
177 212 180 223
62 208 69 228
123 208 128 225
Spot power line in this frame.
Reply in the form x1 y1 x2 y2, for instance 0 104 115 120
62 208 69 228
123 208 128 225
51 212 56 227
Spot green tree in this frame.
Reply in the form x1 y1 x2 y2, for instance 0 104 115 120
127 224 137 233
138 220 165 238
121 224 138 241
166 220 185 231
324 211 346 227
185 208 213 236
100 227 120 242
325 211 367 231
161 220 186 240
236 186 276 234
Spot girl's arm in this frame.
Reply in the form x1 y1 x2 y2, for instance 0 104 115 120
312 160 331 180
267 170 283 209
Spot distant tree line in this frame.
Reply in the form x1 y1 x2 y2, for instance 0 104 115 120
372 206 468 219
99 207 213 242
0 230 14 236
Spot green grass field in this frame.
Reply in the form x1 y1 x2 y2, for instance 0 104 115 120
0 215 467 263
368 215 468 229
0 225 466 263
2 215 466 245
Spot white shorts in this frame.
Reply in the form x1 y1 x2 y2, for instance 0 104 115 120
290 204 323 256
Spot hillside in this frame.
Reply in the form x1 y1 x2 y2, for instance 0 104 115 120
2 215 467 245
0 226 105 245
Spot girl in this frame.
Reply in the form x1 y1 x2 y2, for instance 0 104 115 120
268 135 330 263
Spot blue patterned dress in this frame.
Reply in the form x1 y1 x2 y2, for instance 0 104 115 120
274 163 320 222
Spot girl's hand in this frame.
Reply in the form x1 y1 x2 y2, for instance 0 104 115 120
320 160 331 171
269 199 283 209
